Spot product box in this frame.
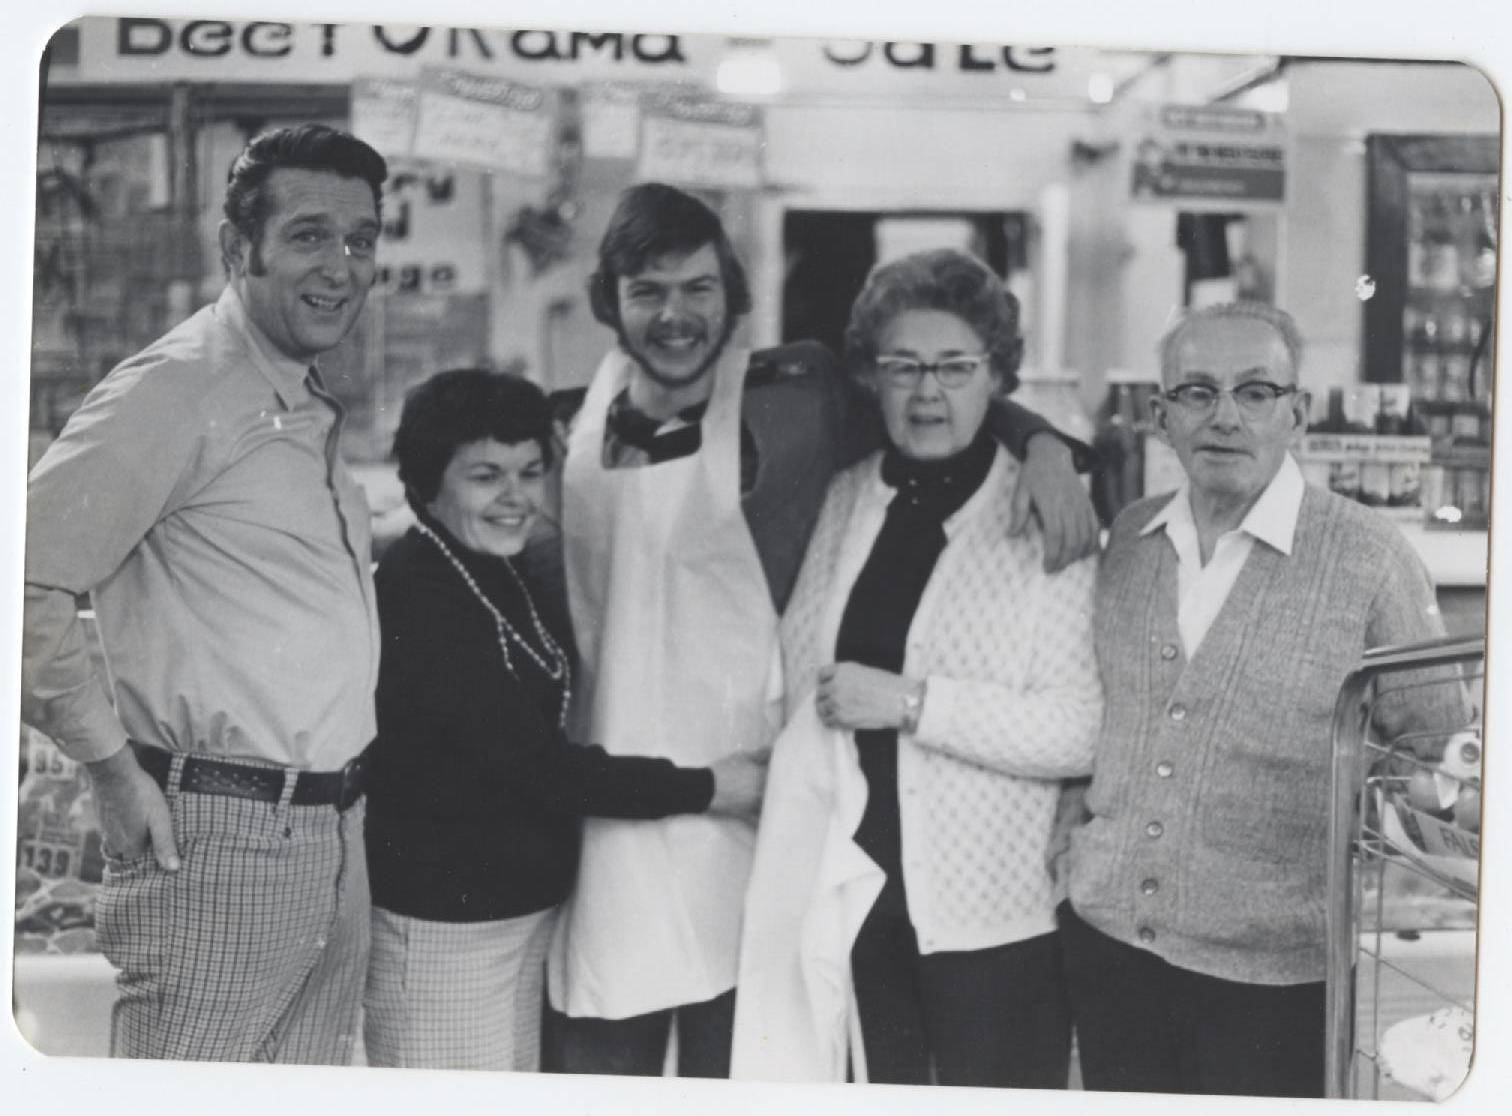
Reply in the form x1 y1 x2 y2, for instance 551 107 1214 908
1294 434 1433 521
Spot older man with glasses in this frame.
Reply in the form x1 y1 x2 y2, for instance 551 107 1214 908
1057 302 1465 1097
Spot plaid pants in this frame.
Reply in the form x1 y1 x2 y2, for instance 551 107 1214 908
363 905 556 1070
95 778 369 1064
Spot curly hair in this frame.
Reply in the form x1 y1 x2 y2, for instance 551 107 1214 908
844 248 1024 395
221 123 387 270
1157 301 1305 383
392 369 554 511
587 182 752 330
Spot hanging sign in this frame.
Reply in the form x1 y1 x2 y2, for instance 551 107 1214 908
637 97 763 190
411 67 555 176
350 76 418 156
1130 103 1286 206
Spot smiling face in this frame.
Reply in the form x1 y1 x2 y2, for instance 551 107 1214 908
1152 315 1310 517
615 243 731 393
875 309 999 460
222 167 380 363
425 438 546 558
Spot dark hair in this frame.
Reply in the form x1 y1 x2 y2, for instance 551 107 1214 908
844 248 1024 395
587 182 752 329
393 369 554 511
222 124 388 255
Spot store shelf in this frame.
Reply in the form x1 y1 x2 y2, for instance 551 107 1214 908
1396 522 1489 588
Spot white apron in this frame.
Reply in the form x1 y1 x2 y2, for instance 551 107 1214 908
729 695 884 1082
549 345 783 1019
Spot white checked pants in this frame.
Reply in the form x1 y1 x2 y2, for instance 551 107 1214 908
95 787 369 1063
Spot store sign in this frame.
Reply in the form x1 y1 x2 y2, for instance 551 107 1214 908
62 17 1128 104
67 18 707 84
376 159 489 296
411 68 554 177
1131 104 1286 206
637 98 764 190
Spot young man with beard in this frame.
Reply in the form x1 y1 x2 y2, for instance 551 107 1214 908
547 183 1097 1077
22 124 386 1063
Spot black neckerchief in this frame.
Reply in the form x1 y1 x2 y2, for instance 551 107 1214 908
878 425 997 524
606 390 708 455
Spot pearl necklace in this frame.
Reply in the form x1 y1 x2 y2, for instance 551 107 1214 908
414 519 572 729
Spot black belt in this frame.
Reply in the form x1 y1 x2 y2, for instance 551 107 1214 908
130 742 368 811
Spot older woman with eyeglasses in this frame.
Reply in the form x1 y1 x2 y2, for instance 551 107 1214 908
733 249 1102 1087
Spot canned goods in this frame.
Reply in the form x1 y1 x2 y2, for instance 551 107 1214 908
1359 463 1391 506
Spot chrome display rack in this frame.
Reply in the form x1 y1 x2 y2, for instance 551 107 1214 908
1325 636 1484 1099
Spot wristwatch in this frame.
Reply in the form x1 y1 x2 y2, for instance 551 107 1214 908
900 681 926 734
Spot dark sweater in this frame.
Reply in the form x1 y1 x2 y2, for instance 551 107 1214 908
365 515 714 923
837 429 998 877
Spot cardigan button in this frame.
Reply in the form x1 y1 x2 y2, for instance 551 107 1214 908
1145 820 1164 839
1140 877 1160 896
1168 703 1187 722
1138 926 1157 944
1160 643 1179 661
1155 761 1174 778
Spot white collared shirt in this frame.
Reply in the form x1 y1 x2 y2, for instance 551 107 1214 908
1141 454 1306 656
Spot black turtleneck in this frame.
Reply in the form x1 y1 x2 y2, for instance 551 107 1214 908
365 512 714 923
834 427 997 877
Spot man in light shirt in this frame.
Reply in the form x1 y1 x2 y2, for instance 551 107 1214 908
1060 302 1464 1096
22 124 387 1063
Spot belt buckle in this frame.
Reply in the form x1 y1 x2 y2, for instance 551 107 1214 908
337 753 366 811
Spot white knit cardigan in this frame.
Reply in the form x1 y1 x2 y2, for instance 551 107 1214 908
779 445 1103 953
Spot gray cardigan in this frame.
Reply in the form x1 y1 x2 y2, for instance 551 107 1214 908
1068 483 1466 985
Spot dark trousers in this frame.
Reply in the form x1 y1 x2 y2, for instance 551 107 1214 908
1059 901 1326 1097
850 876 1072 1088
546 989 736 1078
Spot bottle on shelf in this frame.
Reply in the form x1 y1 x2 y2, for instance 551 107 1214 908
1376 385 1410 435
1411 311 1443 400
1440 304 1471 401
1316 386 1348 434
1422 192 1462 292
1469 187 1498 289
1407 195 1429 289
1091 377 1150 527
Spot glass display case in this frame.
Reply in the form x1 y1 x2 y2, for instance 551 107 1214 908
1363 135 1498 530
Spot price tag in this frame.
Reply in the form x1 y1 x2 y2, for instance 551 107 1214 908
19 840 76 880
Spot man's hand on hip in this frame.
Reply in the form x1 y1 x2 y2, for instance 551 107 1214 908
85 747 180 870
1011 432 1100 573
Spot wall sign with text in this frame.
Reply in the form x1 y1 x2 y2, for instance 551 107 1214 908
1130 103 1287 206
637 98 764 191
411 68 555 177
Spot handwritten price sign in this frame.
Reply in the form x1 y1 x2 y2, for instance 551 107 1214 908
351 77 419 157
637 98 763 189
412 67 554 177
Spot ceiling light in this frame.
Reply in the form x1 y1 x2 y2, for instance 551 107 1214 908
1246 77 1290 113
716 42 783 97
